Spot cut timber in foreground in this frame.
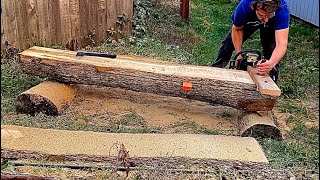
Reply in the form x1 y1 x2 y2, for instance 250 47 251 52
18 46 277 111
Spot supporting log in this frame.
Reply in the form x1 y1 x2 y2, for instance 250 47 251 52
238 111 282 140
16 81 76 115
18 46 277 111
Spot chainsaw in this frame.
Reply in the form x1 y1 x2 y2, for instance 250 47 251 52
229 50 263 70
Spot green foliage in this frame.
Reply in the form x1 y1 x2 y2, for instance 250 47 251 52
132 0 155 38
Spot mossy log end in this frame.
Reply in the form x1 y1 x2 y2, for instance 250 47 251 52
18 46 277 111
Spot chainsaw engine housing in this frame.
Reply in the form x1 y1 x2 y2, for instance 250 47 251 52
229 50 262 71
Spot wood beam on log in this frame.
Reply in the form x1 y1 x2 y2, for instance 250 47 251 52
247 66 281 97
18 46 277 111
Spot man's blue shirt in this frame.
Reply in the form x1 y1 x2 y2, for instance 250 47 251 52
231 0 290 30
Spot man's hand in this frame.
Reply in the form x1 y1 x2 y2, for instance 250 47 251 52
257 59 275 76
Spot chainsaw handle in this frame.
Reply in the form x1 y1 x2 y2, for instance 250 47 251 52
76 52 117 59
233 50 261 60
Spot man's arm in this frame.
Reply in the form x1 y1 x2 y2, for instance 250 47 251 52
231 25 244 54
258 27 289 75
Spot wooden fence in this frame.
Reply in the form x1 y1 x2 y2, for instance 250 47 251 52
1 0 133 50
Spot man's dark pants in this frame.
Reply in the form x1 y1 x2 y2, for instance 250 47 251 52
211 21 280 82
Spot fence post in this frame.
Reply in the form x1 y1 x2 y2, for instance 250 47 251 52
180 0 189 22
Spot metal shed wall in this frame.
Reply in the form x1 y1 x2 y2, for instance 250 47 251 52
286 0 319 26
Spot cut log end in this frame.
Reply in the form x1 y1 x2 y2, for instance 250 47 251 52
16 81 76 116
238 111 282 140
16 94 59 116
241 124 282 140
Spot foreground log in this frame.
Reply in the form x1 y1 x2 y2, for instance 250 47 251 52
16 81 76 115
1 174 55 180
18 46 277 111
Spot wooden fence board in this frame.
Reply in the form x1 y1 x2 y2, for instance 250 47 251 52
98 0 107 41
78 0 89 47
1 0 133 50
123 0 133 36
48 0 61 45
59 0 72 46
69 0 80 50
106 0 117 40
2 1 17 45
26 0 39 47
37 0 51 46
14 1 28 48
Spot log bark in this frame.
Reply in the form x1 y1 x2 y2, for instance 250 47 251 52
1 149 292 179
1 174 55 180
16 80 76 115
18 46 277 111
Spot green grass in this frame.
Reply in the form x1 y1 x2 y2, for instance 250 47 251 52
1 0 318 178
260 138 319 178
1 60 42 96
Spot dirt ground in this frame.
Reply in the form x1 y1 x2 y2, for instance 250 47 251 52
69 84 241 135
63 84 291 139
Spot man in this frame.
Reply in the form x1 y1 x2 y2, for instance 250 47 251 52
211 0 290 82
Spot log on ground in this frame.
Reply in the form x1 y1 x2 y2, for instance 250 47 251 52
18 46 277 111
238 111 282 140
16 80 76 115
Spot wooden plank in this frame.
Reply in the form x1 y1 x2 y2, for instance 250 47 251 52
59 0 72 47
2 0 17 46
48 0 61 46
79 0 89 47
97 0 107 40
14 0 29 49
18 46 277 111
26 0 40 48
36 0 50 47
247 66 281 97
123 0 133 36
106 0 117 40
88 0 99 46
1 174 55 180
69 0 80 50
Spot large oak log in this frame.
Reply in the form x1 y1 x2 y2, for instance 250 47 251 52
18 46 277 111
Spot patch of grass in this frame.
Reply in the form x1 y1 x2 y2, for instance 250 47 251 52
110 110 153 133
260 138 319 178
88 37 195 64
189 0 238 65
290 123 319 148
1 60 42 96
168 119 219 135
